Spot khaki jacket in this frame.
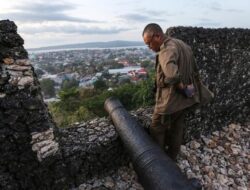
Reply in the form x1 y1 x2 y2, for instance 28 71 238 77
152 37 213 125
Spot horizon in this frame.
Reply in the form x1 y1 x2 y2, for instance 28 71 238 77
27 40 144 49
1 0 249 49
27 40 146 54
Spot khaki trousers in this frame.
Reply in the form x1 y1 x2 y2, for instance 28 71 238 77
149 110 186 161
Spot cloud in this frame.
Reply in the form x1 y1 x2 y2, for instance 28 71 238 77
224 8 242 13
118 8 170 24
121 14 152 21
142 10 167 16
119 13 166 23
208 2 242 13
195 18 221 27
209 2 223 11
15 2 75 13
19 24 131 35
0 2 101 23
0 12 99 23
115 0 140 6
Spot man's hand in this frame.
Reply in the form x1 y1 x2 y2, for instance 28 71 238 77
177 82 195 98
184 84 195 97
177 82 185 90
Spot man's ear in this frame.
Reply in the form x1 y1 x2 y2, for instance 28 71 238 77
154 33 160 38
155 33 163 40
154 34 162 42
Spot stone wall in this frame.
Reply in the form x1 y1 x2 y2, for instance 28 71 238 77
0 20 128 190
166 27 250 140
0 20 249 190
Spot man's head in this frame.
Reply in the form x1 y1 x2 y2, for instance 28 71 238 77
142 23 165 52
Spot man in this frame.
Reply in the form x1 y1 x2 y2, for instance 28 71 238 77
142 23 213 161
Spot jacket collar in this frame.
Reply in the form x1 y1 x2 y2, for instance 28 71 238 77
159 35 171 51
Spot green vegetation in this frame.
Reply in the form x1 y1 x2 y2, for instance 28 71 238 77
49 72 155 127
93 79 108 90
40 78 55 98
61 78 79 90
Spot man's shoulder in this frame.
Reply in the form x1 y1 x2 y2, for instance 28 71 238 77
160 37 178 51
164 37 191 51
168 37 186 45
162 37 180 47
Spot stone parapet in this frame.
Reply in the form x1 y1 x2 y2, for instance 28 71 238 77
166 27 250 141
0 20 127 190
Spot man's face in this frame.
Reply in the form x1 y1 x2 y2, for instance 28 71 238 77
143 32 160 52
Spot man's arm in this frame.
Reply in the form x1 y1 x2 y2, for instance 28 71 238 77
158 44 181 87
159 45 194 96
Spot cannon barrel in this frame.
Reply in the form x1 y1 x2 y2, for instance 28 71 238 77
104 97 200 190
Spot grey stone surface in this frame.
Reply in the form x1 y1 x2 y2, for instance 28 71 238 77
75 123 249 190
178 123 249 190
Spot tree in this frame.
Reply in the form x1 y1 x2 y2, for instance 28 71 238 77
93 79 107 90
49 72 156 127
79 88 97 99
35 68 45 77
132 79 154 107
40 78 55 98
58 87 79 101
141 60 152 68
61 78 79 90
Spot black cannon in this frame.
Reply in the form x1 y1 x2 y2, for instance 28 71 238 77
104 97 201 190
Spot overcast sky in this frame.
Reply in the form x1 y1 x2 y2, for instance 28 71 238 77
1 0 249 48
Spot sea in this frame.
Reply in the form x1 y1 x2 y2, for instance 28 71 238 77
28 46 147 54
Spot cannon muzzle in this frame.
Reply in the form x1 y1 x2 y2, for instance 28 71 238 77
104 97 201 190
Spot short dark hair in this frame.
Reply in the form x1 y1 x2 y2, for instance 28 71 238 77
142 23 164 36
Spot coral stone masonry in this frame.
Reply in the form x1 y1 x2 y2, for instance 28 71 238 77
166 26 250 141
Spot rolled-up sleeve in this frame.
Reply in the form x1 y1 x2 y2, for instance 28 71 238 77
159 45 180 86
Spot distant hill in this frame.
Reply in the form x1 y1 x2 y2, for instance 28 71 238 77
28 40 145 52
